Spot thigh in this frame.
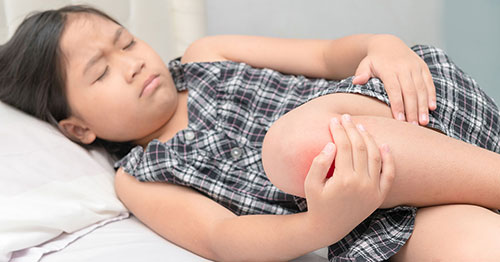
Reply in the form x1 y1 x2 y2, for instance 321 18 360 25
391 204 500 261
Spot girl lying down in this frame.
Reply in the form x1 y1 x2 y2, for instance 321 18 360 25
1 5 500 262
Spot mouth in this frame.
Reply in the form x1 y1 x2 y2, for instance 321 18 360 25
140 74 160 97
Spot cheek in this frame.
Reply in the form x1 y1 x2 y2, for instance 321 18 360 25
75 89 137 136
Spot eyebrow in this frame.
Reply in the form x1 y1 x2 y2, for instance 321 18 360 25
83 27 124 76
113 27 124 45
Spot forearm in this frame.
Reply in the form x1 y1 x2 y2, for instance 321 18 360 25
210 212 342 262
322 34 405 80
187 33 403 80
321 34 372 79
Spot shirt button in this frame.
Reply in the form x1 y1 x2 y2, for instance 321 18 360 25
231 147 243 160
184 131 195 141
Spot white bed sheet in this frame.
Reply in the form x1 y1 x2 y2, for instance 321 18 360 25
38 215 208 262
38 215 328 262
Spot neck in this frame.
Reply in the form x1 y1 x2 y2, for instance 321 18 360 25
134 90 189 148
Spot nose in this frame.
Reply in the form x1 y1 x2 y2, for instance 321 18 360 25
121 55 145 83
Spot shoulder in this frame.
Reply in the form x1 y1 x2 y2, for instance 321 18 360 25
181 36 228 64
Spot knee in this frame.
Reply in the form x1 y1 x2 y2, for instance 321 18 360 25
262 114 335 197
262 121 307 197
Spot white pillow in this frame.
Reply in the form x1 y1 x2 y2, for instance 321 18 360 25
0 101 128 261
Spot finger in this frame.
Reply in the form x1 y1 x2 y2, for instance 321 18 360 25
352 73 371 85
380 73 406 122
398 72 419 124
340 114 368 175
329 117 353 172
356 123 381 181
411 70 429 126
422 66 437 111
304 142 336 191
378 144 395 197
353 58 372 85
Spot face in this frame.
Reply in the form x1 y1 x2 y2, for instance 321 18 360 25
59 13 178 144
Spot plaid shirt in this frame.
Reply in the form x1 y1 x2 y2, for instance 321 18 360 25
116 45 500 261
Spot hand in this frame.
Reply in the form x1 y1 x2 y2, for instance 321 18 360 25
304 114 395 242
352 35 437 126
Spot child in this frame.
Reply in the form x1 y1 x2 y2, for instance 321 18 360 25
1 5 500 261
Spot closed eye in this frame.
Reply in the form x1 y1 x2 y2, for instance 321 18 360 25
94 39 134 83
96 66 108 82
123 39 136 50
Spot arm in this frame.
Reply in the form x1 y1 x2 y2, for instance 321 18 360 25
182 34 436 125
114 101 395 261
181 34 375 80
115 116 395 261
114 169 342 261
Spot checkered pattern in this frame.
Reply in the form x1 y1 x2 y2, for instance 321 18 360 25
115 45 499 261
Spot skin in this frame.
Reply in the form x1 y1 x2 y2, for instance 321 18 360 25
58 13 188 146
56 13 500 261
262 95 500 260
262 92 500 209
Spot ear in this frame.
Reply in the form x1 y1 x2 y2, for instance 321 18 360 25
58 116 97 144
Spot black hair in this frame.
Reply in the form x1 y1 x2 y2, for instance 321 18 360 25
0 5 134 159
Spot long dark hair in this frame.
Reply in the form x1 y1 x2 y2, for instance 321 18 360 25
0 5 134 159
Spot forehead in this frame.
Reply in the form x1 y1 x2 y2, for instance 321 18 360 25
60 13 120 67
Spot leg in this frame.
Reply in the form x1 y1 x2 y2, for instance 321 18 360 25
344 93 500 209
352 113 500 209
262 93 500 208
390 204 500 261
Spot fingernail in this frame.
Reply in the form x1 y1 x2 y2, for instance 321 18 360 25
382 144 390 153
420 113 427 122
322 142 335 154
430 101 436 108
331 117 339 125
357 124 365 132
412 121 418 125
342 114 351 122
398 112 405 121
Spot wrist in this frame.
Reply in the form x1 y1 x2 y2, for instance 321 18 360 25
366 34 405 54
304 209 344 246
